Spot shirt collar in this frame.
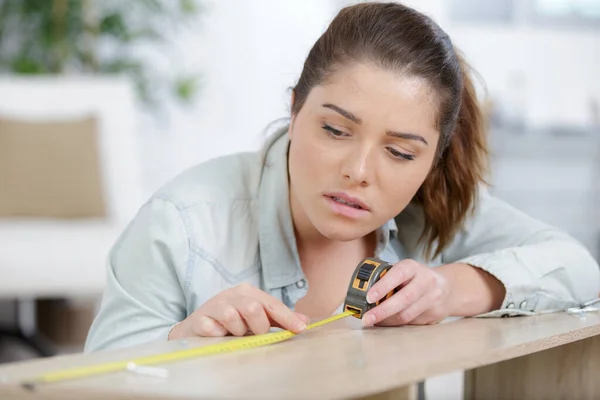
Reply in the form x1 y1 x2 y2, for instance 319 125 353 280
258 128 303 290
258 127 400 290
376 217 398 255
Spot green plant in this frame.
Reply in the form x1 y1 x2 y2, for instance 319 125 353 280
0 0 202 108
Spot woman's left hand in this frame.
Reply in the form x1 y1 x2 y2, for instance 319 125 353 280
362 259 453 326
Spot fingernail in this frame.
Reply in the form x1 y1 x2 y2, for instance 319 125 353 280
296 321 307 331
363 314 376 326
367 291 378 304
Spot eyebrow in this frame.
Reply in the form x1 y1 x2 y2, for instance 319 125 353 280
322 103 428 146
387 131 428 146
322 103 362 124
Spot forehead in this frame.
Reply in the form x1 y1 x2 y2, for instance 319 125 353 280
311 62 440 137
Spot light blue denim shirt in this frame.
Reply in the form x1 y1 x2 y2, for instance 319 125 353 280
85 127 600 352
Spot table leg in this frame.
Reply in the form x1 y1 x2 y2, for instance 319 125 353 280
0 299 55 358
464 333 600 400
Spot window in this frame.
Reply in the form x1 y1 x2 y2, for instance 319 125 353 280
448 0 516 24
530 0 600 28
448 0 600 29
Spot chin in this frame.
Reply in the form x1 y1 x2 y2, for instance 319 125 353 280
313 220 367 242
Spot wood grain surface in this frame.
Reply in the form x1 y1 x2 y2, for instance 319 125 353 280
0 312 598 399
465 328 600 400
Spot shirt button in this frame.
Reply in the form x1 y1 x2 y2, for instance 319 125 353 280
296 279 306 288
507 302 515 308
519 301 528 309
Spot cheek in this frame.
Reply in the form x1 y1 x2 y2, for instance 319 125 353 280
290 124 339 172
290 132 321 172
288 128 328 193
378 160 432 211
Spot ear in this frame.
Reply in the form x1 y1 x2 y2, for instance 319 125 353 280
289 90 296 140
290 89 296 110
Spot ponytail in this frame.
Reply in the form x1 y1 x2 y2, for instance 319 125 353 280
415 54 489 261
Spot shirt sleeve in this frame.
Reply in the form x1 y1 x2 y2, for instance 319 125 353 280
441 188 600 317
84 197 189 352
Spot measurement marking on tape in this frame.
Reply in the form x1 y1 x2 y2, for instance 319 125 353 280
21 310 356 388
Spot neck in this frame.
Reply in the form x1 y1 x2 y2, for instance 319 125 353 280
289 184 329 248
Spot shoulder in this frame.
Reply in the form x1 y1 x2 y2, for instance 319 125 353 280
128 149 266 288
124 129 288 284
152 150 264 210
396 186 555 261
149 125 290 215
144 149 265 259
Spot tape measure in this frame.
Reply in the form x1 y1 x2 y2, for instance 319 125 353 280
20 257 396 389
344 257 397 318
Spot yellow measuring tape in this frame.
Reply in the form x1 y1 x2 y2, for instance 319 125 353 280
22 310 356 388
21 257 397 389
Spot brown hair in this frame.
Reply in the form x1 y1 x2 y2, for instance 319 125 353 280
291 2 488 260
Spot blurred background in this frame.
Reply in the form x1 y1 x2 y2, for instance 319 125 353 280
0 0 598 398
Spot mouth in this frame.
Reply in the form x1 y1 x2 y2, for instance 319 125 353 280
325 192 370 211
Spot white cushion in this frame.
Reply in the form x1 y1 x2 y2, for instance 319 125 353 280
0 76 143 223
0 220 121 298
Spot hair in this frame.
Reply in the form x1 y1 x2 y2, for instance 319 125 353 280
290 2 489 260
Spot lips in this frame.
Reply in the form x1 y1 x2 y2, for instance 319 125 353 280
325 192 370 211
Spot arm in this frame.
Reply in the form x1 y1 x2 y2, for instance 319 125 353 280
441 188 600 316
84 197 189 352
435 262 506 316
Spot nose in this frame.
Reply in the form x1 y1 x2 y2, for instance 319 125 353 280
341 145 373 187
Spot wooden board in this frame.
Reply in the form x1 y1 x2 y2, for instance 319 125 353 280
465 326 600 400
0 312 599 399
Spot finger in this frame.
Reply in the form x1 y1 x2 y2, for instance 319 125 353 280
399 292 445 325
262 301 307 333
408 312 443 326
363 273 428 326
366 260 419 304
233 298 271 335
270 312 310 331
194 316 228 337
206 302 249 337
408 292 447 326
376 291 434 326
294 312 310 325
244 288 308 333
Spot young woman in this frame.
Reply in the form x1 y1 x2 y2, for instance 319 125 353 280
85 2 600 352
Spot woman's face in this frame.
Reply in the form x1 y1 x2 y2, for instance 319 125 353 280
288 62 440 241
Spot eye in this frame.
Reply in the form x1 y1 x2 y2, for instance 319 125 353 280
322 123 349 138
387 147 415 161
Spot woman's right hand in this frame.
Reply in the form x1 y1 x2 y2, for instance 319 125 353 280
168 283 309 339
